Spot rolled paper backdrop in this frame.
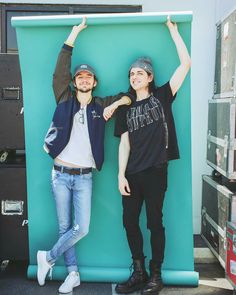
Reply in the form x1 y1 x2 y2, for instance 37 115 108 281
11 11 192 27
28 265 199 286
12 12 197 286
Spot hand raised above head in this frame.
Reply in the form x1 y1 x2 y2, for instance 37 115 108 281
65 16 88 46
166 15 178 31
72 16 87 34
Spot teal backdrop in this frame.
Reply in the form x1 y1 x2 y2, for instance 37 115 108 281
12 12 198 285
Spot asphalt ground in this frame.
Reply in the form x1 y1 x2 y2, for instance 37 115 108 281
0 260 235 295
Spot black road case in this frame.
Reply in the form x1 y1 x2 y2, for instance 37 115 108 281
207 98 236 179
0 54 25 149
201 175 236 267
0 157 28 260
214 8 236 98
201 210 226 267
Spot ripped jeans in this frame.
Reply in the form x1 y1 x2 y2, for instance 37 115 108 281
46 167 92 272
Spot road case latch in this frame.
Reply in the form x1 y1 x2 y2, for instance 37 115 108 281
1 87 20 100
1 200 24 215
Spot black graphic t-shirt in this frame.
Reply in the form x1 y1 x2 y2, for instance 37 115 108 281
114 82 179 175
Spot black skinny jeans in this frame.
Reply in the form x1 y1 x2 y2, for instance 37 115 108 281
122 165 167 268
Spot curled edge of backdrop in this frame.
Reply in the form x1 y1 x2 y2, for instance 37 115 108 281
11 11 193 28
28 265 199 286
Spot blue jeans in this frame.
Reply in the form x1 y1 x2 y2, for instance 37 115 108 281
46 167 92 272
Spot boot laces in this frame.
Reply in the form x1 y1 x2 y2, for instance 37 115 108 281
129 262 135 277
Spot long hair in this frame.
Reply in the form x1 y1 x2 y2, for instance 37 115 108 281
128 72 156 98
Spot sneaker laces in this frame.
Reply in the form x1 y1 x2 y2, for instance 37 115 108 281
65 273 73 283
48 263 55 280
67 272 78 281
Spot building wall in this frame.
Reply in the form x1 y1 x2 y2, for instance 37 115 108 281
215 0 236 22
2 0 236 233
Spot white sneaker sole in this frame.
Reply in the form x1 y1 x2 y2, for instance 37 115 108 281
58 280 80 293
37 251 47 286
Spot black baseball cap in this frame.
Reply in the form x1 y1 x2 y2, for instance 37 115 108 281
73 64 97 79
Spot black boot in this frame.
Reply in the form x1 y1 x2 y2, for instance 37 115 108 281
115 259 149 294
141 260 163 294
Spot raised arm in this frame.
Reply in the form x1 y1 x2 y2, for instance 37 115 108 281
64 17 87 47
53 17 87 103
167 17 191 96
118 132 131 196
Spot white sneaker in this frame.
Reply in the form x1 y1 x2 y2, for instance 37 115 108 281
58 271 80 293
37 250 53 286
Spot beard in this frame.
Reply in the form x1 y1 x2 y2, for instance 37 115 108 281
76 84 94 93
78 88 92 93
77 86 93 93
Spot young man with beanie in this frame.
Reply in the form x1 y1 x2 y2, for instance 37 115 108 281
36 17 131 294
114 17 191 294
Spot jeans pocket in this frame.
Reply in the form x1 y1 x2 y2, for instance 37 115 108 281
82 172 92 180
51 169 61 182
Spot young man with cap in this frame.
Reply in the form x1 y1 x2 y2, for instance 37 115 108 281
36 18 131 293
114 18 191 294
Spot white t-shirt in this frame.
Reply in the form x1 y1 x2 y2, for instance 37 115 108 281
57 106 96 168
